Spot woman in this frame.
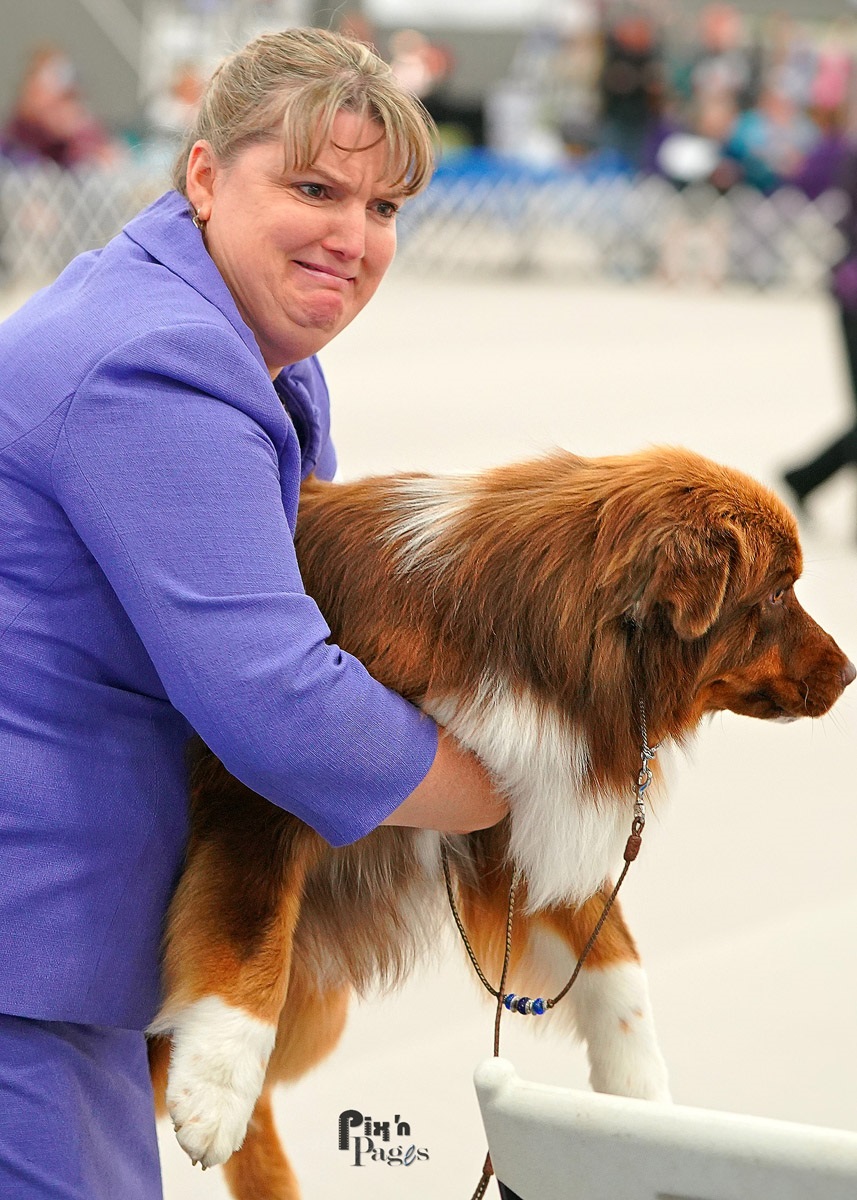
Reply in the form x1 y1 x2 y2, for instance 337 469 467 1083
0 28 506 1199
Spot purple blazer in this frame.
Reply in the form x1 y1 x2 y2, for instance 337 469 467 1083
0 191 437 1028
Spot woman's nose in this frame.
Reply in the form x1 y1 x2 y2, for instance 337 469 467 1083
323 205 366 259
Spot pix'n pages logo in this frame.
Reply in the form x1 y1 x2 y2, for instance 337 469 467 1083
338 1109 430 1167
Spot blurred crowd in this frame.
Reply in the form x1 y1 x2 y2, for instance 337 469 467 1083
506 2 857 197
2 4 857 204
573 1 854 194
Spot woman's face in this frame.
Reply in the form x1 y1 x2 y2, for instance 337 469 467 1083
187 111 402 375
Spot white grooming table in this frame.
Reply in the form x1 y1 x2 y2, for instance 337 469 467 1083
474 1058 857 1200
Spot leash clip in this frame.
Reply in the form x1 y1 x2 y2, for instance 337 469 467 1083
634 701 658 830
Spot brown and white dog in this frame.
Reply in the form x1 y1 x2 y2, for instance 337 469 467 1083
147 445 854 1200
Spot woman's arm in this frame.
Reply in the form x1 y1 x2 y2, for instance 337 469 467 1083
52 325 441 847
381 729 508 833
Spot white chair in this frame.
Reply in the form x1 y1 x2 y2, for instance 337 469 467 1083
474 1057 857 1200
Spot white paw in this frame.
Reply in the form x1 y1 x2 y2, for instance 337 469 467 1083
591 1044 673 1104
571 963 673 1104
155 997 277 1168
168 1070 255 1167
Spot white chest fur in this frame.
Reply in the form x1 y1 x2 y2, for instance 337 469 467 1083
425 679 632 912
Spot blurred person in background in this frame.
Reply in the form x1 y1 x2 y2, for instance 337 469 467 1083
386 27 481 147
808 18 853 128
388 27 451 100
551 0 603 156
0 43 122 168
791 23 854 201
722 82 820 193
146 59 206 143
790 102 851 202
687 2 759 113
765 14 818 115
783 135 857 528
597 6 665 171
336 7 378 49
654 3 750 194
655 90 741 285
0 27 506 1200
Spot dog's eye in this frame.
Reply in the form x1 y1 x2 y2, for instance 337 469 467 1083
769 587 787 605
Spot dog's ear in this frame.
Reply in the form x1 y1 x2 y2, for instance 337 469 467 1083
635 526 739 640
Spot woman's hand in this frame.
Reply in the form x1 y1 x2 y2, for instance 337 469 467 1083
380 730 508 834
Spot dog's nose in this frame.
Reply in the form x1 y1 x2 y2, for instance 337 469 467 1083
843 659 857 688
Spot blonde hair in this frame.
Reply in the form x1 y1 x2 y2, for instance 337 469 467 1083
172 27 436 198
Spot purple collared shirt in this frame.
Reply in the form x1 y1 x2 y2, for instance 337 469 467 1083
0 191 437 1028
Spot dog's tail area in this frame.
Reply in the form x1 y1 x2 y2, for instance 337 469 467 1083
147 1034 169 1118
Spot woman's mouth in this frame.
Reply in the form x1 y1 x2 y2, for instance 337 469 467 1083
295 261 353 287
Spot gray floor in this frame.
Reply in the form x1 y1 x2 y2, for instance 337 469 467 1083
6 275 856 1199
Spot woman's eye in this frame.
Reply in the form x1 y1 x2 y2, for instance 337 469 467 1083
297 183 327 200
373 200 399 219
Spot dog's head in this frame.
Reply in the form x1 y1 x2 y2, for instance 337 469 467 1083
594 447 854 729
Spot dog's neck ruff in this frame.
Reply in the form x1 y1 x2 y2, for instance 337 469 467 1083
443 699 657 1021
425 680 643 910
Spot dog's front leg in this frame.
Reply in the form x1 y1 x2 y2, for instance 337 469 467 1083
455 866 670 1102
533 895 672 1103
148 790 323 1170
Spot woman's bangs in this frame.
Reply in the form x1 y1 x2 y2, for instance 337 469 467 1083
276 84 434 197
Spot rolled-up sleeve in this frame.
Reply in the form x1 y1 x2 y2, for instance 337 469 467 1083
50 325 438 846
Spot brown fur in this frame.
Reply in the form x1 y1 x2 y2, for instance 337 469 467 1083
150 446 853 1199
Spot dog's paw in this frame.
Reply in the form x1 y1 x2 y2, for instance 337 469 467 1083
159 996 277 1168
168 1072 254 1168
591 1043 673 1105
572 962 673 1104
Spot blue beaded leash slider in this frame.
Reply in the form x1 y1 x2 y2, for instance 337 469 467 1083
503 995 547 1016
